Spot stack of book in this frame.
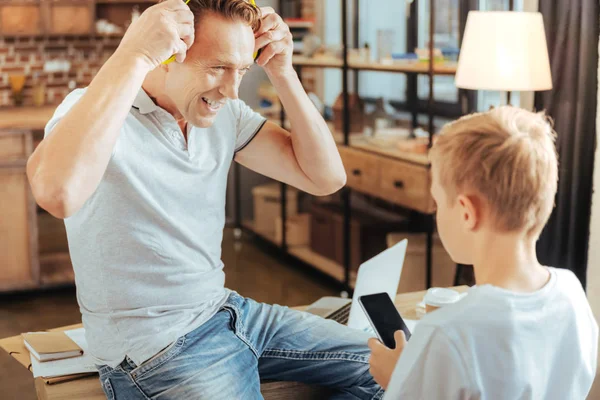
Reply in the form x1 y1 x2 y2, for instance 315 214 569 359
22 328 97 384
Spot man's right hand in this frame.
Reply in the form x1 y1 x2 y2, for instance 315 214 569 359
116 0 195 69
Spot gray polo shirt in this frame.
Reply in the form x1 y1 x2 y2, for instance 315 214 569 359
45 88 266 368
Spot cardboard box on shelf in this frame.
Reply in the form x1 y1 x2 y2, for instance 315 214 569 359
332 93 365 134
310 203 407 271
387 232 456 294
275 214 310 247
252 183 299 237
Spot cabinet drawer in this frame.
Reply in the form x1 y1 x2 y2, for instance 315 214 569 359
379 157 435 214
45 1 94 35
338 146 380 195
0 134 28 163
0 5 43 36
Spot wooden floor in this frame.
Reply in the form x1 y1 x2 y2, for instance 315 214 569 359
0 228 338 400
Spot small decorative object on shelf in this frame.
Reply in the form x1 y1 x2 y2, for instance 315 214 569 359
377 29 395 63
32 72 46 107
95 19 123 35
333 93 364 134
9 74 26 107
361 43 371 62
371 98 394 136
301 33 321 57
415 47 444 63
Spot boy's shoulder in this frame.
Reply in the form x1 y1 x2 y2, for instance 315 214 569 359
418 267 594 337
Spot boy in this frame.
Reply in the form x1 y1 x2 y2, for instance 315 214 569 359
369 106 598 399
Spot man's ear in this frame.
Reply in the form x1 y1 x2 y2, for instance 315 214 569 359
456 194 480 231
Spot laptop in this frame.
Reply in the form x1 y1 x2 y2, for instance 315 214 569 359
305 239 408 333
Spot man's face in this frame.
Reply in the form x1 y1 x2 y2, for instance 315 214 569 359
165 13 255 127
430 164 473 265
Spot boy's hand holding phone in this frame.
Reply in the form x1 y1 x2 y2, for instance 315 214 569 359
368 331 407 390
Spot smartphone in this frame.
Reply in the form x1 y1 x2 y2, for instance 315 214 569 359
358 293 411 349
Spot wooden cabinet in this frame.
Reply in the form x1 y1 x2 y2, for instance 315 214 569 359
338 146 380 197
0 134 28 162
378 157 434 213
43 0 95 35
0 0 94 36
0 131 39 291
0 3 43 36
339 145 436 214
0 130 73 293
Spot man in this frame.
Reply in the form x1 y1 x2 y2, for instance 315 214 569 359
368 107 598 399
26 0 383 398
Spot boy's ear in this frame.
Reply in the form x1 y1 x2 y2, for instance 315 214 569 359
457 194 479 231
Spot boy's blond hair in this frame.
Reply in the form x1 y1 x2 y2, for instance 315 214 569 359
430 106 558 237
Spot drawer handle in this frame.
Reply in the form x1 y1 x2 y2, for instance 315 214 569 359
352 169 362 176
394 180 404 189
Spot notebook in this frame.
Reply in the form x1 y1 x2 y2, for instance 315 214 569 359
27 328 97 378
22 331 83 362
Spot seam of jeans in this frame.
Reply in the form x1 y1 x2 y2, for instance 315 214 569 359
261 348 370 363
98 365 112 376
222 305 260 359
98 365 124 378
126 371 153 400
101 377 115 400
372 387 385 400
131 336 186 380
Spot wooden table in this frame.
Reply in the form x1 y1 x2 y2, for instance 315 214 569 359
0 286 468 399
0 105 57 131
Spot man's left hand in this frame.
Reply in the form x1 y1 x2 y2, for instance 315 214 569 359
368 331 406 390
254 7 294 77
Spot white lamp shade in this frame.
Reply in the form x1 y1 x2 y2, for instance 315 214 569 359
455 11 552 91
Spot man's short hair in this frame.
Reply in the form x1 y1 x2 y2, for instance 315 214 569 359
187 0 262 31
430 106 558 237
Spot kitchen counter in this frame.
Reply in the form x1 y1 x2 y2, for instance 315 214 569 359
0 105 58 131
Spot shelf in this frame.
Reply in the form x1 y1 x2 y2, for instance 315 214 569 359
348 136 431 166
292 55 343 69
285 20 315 29
242 219 356 287
288 246 356 288
348 60 457 75
40 252 74 286
291 56 457 75
264 116 428 165
0 105 57 131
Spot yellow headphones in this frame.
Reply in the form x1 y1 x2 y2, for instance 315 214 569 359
162 0 259 65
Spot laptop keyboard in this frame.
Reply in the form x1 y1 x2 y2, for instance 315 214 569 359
327 302 352 325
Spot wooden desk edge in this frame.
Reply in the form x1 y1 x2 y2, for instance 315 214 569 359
2 286 470 395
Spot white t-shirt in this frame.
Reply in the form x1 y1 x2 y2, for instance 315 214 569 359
384 267 598 400
45 88 266 368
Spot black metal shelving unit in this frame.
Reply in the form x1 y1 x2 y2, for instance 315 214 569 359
235 0 469 295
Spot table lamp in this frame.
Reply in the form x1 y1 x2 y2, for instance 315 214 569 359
455 11 552 105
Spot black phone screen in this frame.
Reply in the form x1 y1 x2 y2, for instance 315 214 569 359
359 293 411 348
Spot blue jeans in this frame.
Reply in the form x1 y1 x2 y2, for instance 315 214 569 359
97 292 384 399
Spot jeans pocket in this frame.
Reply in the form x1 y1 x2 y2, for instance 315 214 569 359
100 376 115 400
129 336 186 380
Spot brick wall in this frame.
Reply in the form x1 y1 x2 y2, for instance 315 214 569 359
0 35 122 107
